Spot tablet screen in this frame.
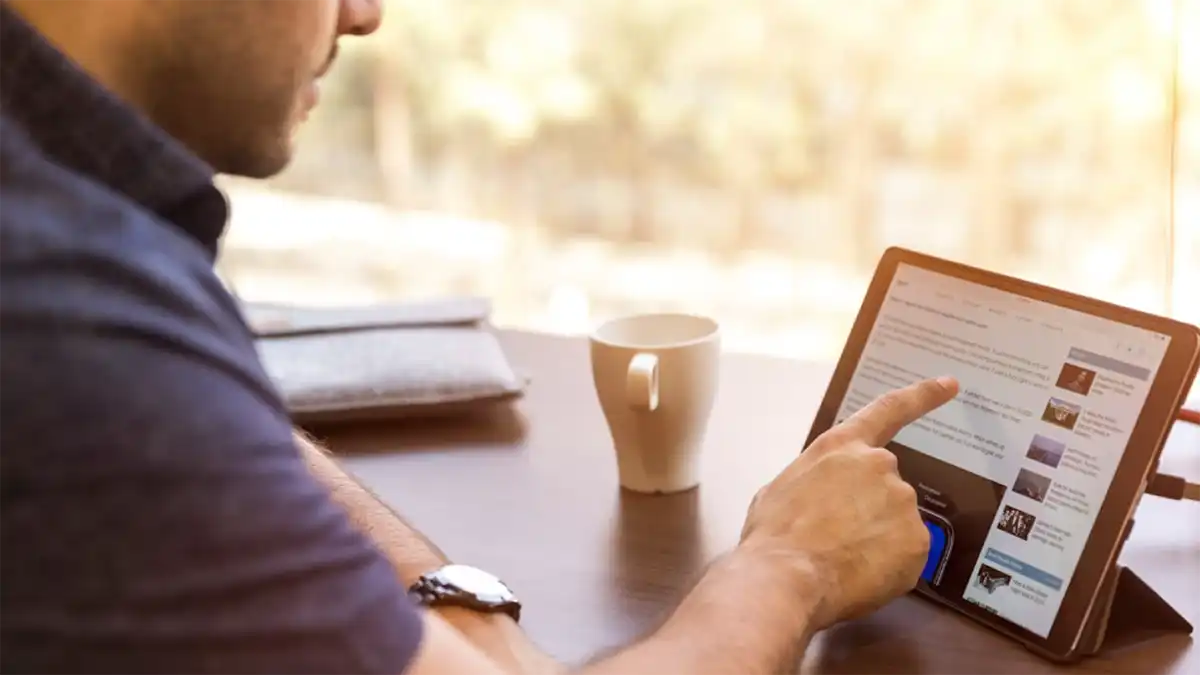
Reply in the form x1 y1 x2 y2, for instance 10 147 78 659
834 263 1171 638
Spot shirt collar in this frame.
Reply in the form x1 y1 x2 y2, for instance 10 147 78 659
0 3 229 255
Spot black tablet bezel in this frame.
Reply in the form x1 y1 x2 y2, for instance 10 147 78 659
804 246 1200 661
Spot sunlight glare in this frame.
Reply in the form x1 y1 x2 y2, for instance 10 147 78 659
1143 0 1176 36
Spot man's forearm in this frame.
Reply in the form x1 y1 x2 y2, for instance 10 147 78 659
297 431 448 583
296 431 561 675
297 432 821 675
582 549 820 675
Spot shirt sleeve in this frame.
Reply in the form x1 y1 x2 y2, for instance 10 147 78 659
0 312 425 673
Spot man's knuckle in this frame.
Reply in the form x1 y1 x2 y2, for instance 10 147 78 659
807 431 834 453
869 447 899 472
819 449 860 478
812 427 860 455
892 477 918 503
817 448 848 469
819 424 855 447
909 512 929 538
907 514 926 547
844 441 875 461
909 523 930 557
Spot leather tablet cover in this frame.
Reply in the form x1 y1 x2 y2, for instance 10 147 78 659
243 298 526 424
1077 563 1192 657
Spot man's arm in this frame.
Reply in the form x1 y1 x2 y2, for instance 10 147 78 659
301 432 817 675
298 431 449 584
581 548 820 675
410 546 821 675
299 376 958 675
297 432 562 675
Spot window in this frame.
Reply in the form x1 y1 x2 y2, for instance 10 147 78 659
219 0 1196 370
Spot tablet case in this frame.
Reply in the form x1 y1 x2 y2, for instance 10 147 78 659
1076 545 1192 658
243 298 527 424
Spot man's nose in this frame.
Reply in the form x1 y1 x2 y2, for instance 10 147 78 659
339 0 383 36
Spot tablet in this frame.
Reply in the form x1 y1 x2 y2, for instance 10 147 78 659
805 247 1200 661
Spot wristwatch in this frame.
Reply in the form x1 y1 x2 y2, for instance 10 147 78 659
407 564 522 622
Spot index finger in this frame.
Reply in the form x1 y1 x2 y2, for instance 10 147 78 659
840 376 959 447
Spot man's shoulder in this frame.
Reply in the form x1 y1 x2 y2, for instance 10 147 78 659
1 115 213 272
1 115 254 359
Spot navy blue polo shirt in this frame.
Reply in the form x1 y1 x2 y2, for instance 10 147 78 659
0 6 423 672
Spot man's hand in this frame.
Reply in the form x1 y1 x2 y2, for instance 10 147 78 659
739 376 959 630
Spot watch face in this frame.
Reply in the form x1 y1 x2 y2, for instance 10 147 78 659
434 565 514 603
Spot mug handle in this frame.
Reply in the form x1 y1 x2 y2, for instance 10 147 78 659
626 353 659 412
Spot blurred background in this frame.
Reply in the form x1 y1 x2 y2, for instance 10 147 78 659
217 0 1199 369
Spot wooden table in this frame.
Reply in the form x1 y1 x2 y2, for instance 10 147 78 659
324 330 1200 674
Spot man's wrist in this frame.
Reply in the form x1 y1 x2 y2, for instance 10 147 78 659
633 544 827 674
391 549 449 587
725 542 829 635
665 545 826 642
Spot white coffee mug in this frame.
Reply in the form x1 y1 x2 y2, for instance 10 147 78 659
589 313 720 493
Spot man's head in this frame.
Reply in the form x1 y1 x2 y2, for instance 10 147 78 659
10 0 382 177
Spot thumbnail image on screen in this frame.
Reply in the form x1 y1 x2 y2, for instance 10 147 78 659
1013 468 1052 503
974 564 1013 595
1055 363 1097 396
1025 434 1067 469
997 505 1036 541
1041 397 1082 431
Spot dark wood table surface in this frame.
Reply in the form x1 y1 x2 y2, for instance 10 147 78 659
322 330 1200 674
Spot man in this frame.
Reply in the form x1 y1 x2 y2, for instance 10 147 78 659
0 1 959 673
